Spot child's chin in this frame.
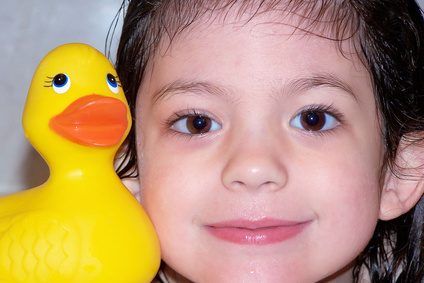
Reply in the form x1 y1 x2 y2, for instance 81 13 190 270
200 260 319 283
215 270 312 283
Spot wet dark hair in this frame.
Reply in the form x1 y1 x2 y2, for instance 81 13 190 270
109 0 424 282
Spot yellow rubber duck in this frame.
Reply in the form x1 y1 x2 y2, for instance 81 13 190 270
0 43 160 283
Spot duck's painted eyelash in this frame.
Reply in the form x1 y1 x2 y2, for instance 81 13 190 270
109 74 122 87
43 76 54 87
43 75 122 88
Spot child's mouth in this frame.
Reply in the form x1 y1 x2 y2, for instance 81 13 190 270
204 218 311 245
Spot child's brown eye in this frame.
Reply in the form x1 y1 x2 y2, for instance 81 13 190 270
187 115 211 134
301 111 326 131
171 114 221 135
290 109 339 132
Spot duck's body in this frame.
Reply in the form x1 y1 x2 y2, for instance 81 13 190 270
0 171 158 283
0 44 160 283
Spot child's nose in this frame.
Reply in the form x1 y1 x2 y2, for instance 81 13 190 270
221 142 288 192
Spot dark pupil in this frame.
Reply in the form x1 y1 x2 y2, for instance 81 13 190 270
53 74 67 86
301 111 326 131
187 115 211 134
107 73 116 84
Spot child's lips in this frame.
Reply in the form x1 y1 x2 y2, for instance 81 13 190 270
204 218 311 245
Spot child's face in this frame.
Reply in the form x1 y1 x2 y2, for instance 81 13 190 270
135 12 384 282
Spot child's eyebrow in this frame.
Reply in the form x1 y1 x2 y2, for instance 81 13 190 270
151 79 235 105
284 73 358 102
151 73 358 105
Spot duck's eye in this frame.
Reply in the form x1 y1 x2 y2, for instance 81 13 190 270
107 73 119 94
52 73 71 94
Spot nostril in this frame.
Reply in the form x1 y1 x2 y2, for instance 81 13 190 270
255 180 280 191
261 181 283 191
231 180 245 189
228 180 283 192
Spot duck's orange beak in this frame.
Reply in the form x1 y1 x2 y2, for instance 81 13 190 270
49 94 128 147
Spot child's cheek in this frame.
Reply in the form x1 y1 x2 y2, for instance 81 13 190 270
302 147 381 273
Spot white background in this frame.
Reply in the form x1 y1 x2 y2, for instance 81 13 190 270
0 0 123 195
0 1 423 195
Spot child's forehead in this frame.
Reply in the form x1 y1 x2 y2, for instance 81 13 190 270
154 9 360 70
143 13 371 110
154 2 359 66
142 1 369 105
155 0 357 49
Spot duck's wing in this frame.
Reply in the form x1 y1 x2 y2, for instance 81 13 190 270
0 210 82 283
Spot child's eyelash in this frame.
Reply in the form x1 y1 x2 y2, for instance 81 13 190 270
294 103 346 137
164 109 205 126
162 104 345 140
162 108 212 140
302 104 345 122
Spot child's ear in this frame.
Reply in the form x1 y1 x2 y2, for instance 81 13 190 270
122 178 142 203
380 135 424 220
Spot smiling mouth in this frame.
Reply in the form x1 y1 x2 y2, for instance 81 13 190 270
205 218 311 245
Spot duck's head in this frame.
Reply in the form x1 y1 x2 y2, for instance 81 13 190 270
23 43 131 166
